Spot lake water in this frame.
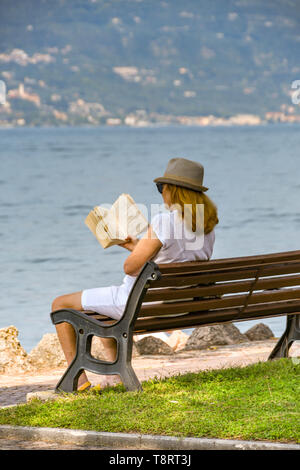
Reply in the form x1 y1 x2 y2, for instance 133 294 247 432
0 124 299 352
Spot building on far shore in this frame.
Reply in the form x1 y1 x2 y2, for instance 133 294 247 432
8 83 41 107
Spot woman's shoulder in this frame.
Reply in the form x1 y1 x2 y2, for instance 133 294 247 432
150 210 176 246
151 210 178 232
151 210 173 224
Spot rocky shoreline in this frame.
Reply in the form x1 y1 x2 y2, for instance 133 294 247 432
1 322 275 376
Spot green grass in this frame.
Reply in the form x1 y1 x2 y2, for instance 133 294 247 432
0 359 299 443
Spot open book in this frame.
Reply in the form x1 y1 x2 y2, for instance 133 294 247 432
85 193 149 249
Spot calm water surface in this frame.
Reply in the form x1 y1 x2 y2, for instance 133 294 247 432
0 125 299 352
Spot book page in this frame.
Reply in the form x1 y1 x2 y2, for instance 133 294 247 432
93 206 110 242
84 207 116 247
85 207 107 238
110 194 148 240
94 206 123 243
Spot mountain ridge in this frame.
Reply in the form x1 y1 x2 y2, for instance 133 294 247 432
0 0 300 126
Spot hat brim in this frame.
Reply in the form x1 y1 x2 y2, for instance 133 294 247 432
154 176 208 192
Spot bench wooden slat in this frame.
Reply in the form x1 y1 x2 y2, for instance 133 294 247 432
143 274 300 302
83 311 107 319
151 260 300 287
91 316 115 324
157 250 300 274
134 299 300 334
139 287 300 316
82 311 116 324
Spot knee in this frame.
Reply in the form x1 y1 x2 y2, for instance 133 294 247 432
51 291 82 313
52 295 66 312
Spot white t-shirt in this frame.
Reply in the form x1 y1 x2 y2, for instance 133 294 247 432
151 209 215 264
117 210 215 304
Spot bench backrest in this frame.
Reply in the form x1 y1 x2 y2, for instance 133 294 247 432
134 249 300 334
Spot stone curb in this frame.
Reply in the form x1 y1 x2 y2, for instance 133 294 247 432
0 425 299 450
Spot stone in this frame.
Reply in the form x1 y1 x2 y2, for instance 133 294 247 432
184 323 247 351
244 323 274 341
28 333 107 370
0 326 32 374
134 332 169 343
166 330 189 351
135 336 174 356
133 332 170 356
28 333 67 370
90 336 108 361
132 342 140 358
27 390 61 403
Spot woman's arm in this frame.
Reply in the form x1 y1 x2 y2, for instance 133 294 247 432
122 226 162 276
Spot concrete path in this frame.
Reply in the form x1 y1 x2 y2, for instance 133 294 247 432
0 437 122 450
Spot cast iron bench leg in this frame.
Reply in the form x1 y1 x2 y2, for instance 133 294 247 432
51 307 146 393
116 332 142 392
55 355 84 393
51 262 161 393
54 329 106 393
51 308 138 393
119 364 142 392
268 314 300 360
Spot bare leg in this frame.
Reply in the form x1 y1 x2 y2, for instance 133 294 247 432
99 337 122 387
52 292 89 389
52 293 121 388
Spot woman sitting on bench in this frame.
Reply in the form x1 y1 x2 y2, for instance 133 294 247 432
51 157 219 391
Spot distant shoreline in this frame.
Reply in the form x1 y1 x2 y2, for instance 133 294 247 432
1 121 300 130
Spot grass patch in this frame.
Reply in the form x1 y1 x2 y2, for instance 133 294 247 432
0 359 299 443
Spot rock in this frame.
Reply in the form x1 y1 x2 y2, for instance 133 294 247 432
184 323 247 351
244 323 274 341
28 333 67 370
133 332 170 356
27 390 60 403
28 333 108 370
166 330 189 351
134 332 169 342
135 336 174 356
0 326 32 374
132 342 140 358
90 336 107 361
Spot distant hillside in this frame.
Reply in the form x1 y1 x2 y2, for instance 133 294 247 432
1 0 300 126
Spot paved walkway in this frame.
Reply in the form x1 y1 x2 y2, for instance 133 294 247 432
0 437 125 450
0 339 286 408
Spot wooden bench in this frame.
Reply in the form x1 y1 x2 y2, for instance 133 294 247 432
51 249 300 393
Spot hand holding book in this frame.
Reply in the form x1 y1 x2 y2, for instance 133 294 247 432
119 235 140 252
85 193 149 249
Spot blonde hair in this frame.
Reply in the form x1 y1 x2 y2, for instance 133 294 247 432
166 184 219 234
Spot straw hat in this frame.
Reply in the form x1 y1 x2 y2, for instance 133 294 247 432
154 157 209 192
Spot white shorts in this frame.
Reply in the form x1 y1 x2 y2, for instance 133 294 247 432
81 275 136 321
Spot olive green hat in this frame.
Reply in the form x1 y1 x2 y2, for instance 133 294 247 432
154 157 209 192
